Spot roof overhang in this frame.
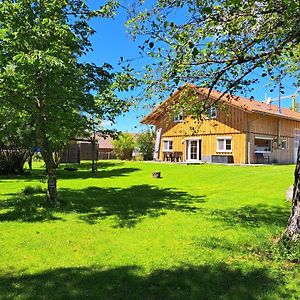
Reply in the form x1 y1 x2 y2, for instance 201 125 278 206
141 84 300 124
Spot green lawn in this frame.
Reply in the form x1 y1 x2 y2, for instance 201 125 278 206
0 161 299 299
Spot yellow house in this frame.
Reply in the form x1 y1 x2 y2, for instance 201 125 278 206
142 85 300 164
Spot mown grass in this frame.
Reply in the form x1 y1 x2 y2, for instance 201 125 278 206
0 161 299 299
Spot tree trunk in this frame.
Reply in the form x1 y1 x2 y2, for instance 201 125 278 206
41 149 57 206
91 137 96 175
284 143 300 241
47 168 57 205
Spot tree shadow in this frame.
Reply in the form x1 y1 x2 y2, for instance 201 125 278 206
61 161 123 171
0 170 46 182
0 192 62 222
209 204 290 228
0 185 205 227
0 162 139 182
193 236 240 253
0 263 287 299
57 167 140 180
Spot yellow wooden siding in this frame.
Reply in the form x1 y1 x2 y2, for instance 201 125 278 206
154 103 300 164
155 105 248 137
159 133 247 164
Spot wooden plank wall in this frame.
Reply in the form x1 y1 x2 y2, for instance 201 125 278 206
248 114 300 164
156 105 248 137
155 104 300 164
248 114 300 137
159 133 247 164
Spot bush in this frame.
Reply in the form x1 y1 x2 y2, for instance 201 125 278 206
0 149 30 175
113 133 135 160
136 130 155 161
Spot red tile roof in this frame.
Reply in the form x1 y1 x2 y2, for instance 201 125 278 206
142 84 300 123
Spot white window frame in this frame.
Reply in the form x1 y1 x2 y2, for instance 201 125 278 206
205 106 217 119
162 139 173 151
173 111 183 123
254 136 273 153
280 139 288 150
186 139 201 161
217 136 232 152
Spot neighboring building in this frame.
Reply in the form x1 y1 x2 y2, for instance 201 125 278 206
96 135 116 160
61 133 140 163
60 139 98 163
142 84 300 164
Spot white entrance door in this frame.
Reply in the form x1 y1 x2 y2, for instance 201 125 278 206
186 139 201 161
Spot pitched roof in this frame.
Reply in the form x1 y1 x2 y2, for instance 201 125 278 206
95 132 140 149
142 84 300 124
96 135 114 149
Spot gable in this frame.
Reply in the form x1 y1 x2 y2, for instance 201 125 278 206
142 84 300 125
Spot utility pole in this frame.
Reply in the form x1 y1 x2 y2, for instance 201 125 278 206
278 76 282 114
292 95 296 111
266 88 299 111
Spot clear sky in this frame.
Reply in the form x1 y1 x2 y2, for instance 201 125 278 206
85 2 299 133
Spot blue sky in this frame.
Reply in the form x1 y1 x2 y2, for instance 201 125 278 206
85 3 299 133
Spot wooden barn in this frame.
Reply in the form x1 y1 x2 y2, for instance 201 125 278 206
142 85 300 164
60 139 98 164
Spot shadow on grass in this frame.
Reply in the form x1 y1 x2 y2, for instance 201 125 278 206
209 204 289 228
0 193 62 223
0 161 138 182
193 236 240 253
57 167 140 180
0 185 204 227
0 264 285 299
61 161 123 171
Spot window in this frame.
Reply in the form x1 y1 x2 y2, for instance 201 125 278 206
217 137 232 152
206 106 217 119
173 111 183 123
254 137 272 153
163 140 173 151
281 139 287 150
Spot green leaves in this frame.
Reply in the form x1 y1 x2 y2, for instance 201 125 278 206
126 0 300 110
201 6 212 14
0 0 130 155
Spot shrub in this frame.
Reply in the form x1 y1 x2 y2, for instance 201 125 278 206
136 130 155 161
0 149 30 175
113 133 135 160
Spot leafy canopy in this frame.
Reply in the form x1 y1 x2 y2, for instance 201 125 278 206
127 0 300 112
0 0 130 152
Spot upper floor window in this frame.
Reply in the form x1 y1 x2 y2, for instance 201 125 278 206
206 106 217 119
173 111 183 123
217 137 232 152
163 139 173 151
